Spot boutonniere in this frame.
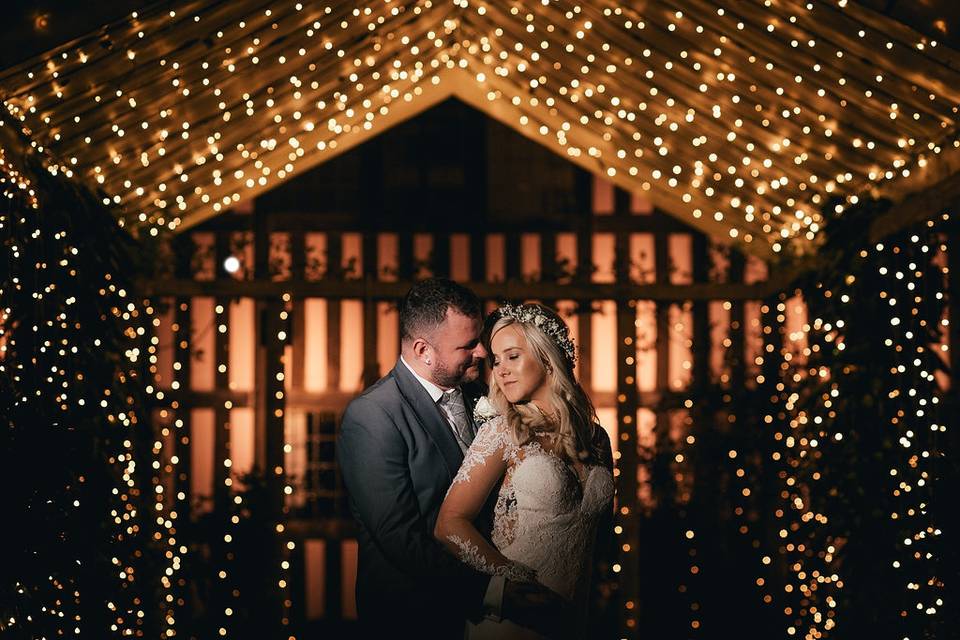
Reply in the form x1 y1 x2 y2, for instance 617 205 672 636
472 395 499 426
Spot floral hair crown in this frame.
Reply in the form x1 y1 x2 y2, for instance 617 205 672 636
496 303 577 366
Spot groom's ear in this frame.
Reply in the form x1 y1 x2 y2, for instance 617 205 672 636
411 337 431 361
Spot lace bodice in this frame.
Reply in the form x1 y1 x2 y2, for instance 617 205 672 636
437 414 615 604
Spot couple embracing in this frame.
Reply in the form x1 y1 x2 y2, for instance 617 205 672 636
337 278 615 639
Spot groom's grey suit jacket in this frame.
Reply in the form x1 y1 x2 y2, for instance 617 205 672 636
337 360 491 638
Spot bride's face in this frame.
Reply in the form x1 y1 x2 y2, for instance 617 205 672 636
490 324 548 405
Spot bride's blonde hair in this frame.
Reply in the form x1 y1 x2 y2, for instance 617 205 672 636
485 303 602 464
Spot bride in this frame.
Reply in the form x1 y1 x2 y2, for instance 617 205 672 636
434 303 615 639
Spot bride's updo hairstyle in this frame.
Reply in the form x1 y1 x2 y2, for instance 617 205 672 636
484 303 603 465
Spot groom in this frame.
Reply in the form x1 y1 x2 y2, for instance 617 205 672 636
337 278 495 637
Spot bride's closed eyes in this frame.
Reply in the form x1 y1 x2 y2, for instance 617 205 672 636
492 350 521 367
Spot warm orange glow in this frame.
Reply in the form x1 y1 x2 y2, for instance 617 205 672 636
155 297 175 388
635 301 657 393
592 233 616 283
451 234 470 281
592 177 615 215
229 408 255 478
592 301 617 392
709 301 731 382
341 540 359 621
190 297 215 392
669 304 694 391
414 234 433 279
556 233 577 280
377 302 400 378
283 411 307 510
340 301 364 392
305 233 328 280
631 194 653 215
377 233 399 282
343 233 363 278
305 540 326 620
303 299 328 392
630 234 656 284
669 234 694 285
745 302 764 378
596 408 618 455
486 234 505 282
190 408 215 512
228 298 255 392
521 233 541 281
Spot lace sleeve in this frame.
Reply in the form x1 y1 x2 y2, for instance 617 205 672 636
451 416 515 486
435 418 536 583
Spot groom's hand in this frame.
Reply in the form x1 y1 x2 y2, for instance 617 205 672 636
502 580 571 638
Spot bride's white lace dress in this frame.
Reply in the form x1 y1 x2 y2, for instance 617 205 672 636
442 413 614 639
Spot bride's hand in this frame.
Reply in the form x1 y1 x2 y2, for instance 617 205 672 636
499 560 537 584
502 581 572 638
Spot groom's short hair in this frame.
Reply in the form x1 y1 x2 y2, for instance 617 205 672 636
399 278 482 342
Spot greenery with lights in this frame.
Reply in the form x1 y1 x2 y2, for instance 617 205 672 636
0 138 159 636
679 201 957 639
766 201 956 638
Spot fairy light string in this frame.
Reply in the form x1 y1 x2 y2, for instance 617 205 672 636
1 0 958 255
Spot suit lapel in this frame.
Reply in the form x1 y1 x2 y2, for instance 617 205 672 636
391 361 464 480
460 385 480 438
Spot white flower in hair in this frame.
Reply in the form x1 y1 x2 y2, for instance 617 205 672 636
496 303 577 365
472 395 499 426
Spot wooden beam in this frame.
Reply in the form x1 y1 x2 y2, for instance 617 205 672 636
142 277 774 301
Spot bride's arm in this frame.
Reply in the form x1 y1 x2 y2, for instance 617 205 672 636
434 419 535 583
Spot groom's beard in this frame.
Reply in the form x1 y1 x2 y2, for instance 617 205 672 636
433 356 482 388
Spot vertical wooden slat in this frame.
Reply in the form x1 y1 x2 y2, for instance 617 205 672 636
575 172 595 389
326 538 344 620
290 231 307 280
398 231 414 281
470 232 486 283
506 231 522 285
254 207 271 469
654 230 671 397
613 187 631 283
691 234 710 389
541 231 558 283
289 538 307 628
291 231 307 391
253 205 286 633
729 250 747 385
614 186 640 635
363 232 379 388
326 233 342 390
616 298 640 634
433 231 451 278
214 232 231 513
171 234 194 631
